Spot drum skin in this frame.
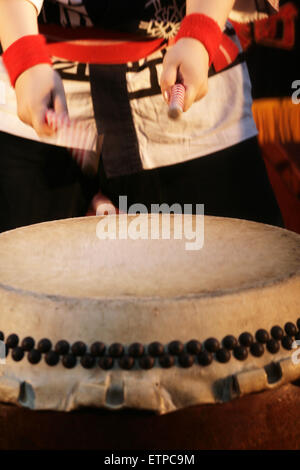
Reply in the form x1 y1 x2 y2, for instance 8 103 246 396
0 215 299 418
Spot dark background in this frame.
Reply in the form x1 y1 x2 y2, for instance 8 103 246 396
246 0 299 99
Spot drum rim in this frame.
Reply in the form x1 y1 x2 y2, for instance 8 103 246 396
0 269 299 303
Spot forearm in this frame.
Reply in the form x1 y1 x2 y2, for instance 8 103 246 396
0 0 38 50
186 0 235 29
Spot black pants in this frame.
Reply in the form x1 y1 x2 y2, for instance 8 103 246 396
99 137 283 227
0 131 98 233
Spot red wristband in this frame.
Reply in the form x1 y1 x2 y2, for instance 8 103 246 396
2 34 52 88
175 13 223 66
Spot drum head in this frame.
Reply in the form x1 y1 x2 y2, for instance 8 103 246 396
0 215 299 413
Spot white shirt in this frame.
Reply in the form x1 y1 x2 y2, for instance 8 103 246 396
0 0 277 175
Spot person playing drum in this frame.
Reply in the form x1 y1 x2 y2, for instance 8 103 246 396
0 0 283 227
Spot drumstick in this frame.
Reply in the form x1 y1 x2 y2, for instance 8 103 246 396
45 109 97 175
168 82 186 120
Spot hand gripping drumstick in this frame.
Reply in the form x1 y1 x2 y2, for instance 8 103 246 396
168 82 186 120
